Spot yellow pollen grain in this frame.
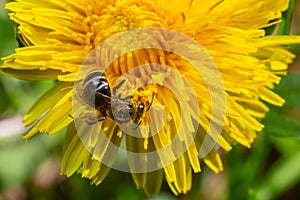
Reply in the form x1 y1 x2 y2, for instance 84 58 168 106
144 138 148 150
117 129 123 138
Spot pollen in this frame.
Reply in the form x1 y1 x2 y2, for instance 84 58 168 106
82 1 168 49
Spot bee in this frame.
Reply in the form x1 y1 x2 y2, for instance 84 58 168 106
80 70 153 126
81 70 112 122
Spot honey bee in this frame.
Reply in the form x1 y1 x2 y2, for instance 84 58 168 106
80 70 153 126
81 70 112 122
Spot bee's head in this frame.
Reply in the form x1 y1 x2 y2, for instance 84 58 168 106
132 102 145 123
113 104 132 124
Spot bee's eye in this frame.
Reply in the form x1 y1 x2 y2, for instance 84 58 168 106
129 102 134 108
138 103 144 113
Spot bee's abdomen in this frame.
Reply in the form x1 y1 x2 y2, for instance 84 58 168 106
82 70 111 106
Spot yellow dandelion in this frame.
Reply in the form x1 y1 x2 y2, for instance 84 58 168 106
1 0 300 196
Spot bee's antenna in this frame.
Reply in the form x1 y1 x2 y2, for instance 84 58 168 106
68 113 74 119
146 92 155 112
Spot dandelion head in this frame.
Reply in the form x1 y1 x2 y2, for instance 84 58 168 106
1 0 300 196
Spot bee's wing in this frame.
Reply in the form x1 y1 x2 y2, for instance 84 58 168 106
94 92 115 119
112 78 126 97
95 92 112 107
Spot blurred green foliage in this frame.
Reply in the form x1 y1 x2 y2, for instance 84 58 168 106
227 73 300 200
1 1 300 200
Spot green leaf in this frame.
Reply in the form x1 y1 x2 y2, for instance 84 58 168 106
0 12 18 63
274 73 300 109
277 0 294 35
227 134 270 200
263 110 300 138
269 136 300 156
255 149 300 200
264 0 294 36
262 73 300 138
0 76 12 113
264 20 278 36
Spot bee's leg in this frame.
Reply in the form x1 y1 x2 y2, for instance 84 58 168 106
69 113 106 125
69 113 88 120
132 120 142 130
112 78 126 97
146 92 155 112
68 114 74 119
97 116 106 121
122 95 132 101
86 116 106 125
87 120 97 125
95 112 107 124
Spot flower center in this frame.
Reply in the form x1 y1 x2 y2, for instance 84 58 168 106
83 1 169 50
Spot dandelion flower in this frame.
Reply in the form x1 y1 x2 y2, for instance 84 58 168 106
1 0 300 196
